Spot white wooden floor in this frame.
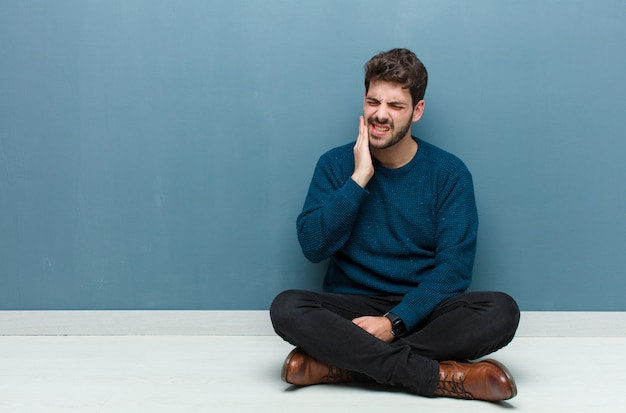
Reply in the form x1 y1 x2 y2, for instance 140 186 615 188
1 312 625 413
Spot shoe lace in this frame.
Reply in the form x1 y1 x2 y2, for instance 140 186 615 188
322 365 351 383
438 373 473 399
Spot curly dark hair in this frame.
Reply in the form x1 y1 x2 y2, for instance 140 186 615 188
364 48 428 107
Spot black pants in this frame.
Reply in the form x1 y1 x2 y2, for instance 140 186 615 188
270 290 520 396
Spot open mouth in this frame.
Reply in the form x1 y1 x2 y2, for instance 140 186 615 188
370 122 391 136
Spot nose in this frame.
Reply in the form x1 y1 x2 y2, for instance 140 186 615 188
373 105 390 122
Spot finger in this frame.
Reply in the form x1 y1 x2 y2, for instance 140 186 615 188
357 116 365 144
352 316 366 326
357 118 369 152
361 115 368 137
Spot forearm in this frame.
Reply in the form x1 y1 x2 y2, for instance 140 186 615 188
390 267 472 331
297 178 368 262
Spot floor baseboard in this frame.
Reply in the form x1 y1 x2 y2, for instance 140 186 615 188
1 310 624 337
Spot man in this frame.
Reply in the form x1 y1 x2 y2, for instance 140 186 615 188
270 48 520 402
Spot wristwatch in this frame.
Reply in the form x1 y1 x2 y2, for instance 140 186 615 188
384 312 407 337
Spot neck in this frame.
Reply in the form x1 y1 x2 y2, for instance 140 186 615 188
371 135 418 169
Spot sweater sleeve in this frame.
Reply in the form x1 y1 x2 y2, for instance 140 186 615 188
389 166 478 330
296 152 369 263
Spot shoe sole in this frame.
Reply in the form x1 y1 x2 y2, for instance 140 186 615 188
482 358 518 399
281 348 301 383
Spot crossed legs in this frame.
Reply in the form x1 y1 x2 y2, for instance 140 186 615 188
270 290 520 397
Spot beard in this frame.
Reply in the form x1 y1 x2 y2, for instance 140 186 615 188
367 115 413 150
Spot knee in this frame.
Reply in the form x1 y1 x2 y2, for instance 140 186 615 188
269 289 306 333
270 289 302 316
491 292 521 338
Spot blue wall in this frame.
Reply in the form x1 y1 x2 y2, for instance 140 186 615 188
1 1 625 310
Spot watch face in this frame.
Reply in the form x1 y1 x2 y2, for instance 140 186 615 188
393 321 406 336
385 313 406 337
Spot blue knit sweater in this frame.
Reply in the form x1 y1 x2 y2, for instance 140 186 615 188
296 137 478 331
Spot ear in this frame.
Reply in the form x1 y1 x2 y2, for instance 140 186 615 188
412 100 425 122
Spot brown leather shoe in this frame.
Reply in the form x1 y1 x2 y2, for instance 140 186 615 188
281 348 353 386
433 359 517 401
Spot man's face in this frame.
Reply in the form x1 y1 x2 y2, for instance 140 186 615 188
363 80 424 150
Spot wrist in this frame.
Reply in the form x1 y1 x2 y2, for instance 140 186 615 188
384 312 407 338
351 171 372 188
